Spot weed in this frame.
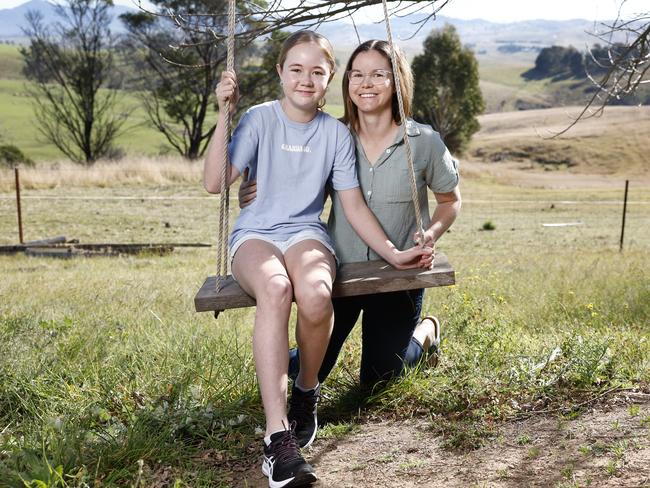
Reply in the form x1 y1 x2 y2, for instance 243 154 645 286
516 433 532 445
527 446 541 459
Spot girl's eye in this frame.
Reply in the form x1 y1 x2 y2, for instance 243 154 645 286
313 71 325 77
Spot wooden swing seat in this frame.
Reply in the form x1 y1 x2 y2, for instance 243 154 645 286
194 252 455 313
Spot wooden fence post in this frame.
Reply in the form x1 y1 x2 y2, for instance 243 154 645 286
15 167 24 244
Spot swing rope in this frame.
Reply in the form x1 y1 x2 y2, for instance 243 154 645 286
216 0 236 291
380 0 426 244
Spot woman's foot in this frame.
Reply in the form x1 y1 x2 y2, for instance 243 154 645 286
413 316 441 367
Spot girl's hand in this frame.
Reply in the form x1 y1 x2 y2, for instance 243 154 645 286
389 245 434 270
238 168 257 209
215 70 239 114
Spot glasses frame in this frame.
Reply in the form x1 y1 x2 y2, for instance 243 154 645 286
346 69 393 86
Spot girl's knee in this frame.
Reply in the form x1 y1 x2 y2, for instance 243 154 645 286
259 275 293 306
296 283 333 324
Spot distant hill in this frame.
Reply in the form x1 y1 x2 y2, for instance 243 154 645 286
1 0 619 58
0 0 134 41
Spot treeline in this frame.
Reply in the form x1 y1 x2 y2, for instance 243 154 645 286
526 43 630 80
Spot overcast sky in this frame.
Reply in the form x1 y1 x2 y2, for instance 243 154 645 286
0 0 647 23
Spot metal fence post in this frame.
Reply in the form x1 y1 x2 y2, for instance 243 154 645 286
619 179 629 252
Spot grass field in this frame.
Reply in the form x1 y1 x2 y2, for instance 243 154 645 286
1 154 649 485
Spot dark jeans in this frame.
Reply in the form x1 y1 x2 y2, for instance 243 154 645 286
291 289 425 386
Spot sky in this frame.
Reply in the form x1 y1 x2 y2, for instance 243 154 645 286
0 0 647 23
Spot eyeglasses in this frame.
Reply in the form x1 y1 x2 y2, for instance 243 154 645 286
347 69 392 86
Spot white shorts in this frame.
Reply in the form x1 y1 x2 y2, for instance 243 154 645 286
230 229 337 271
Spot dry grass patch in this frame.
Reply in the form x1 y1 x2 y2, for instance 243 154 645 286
0 156 203 191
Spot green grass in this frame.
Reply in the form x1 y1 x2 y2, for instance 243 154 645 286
0 79 174 161
0 174 649 485
0 44 24 80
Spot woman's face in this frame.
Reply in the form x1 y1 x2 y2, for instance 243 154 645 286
348 49 394 116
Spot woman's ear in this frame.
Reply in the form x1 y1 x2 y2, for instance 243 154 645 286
276 63 282 79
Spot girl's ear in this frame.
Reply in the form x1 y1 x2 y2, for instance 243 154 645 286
276 63 282 78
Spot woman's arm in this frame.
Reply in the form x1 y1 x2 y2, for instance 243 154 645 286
415 186 461 247
337 188 433 270
204 70 242 194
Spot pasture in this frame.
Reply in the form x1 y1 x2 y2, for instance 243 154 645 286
1 149 649 485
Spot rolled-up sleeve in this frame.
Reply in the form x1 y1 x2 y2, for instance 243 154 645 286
426 132 459 193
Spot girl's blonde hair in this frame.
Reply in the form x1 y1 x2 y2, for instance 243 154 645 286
277 30 337 108
342 40 413 132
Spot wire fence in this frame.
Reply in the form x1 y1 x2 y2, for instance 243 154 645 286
1 167 648 254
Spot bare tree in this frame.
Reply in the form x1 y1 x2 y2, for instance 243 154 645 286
20 0 128 164
556 2 649 134
134 1 450 47
120 0 285 159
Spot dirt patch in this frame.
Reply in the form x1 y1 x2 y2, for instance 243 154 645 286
232 393 650 487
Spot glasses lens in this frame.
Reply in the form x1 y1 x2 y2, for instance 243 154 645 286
348 70 391 86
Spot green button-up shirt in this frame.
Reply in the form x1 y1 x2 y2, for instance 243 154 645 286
328 118 459 264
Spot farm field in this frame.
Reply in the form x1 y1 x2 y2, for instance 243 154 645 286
1 150 649 486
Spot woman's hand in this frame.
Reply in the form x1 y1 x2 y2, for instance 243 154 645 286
238 169 257 209
388 245 434 270
215 70 239 115
413 228 436 248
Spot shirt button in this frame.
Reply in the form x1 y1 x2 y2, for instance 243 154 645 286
386 149 391 154
369 167 373 172
367 190 372 197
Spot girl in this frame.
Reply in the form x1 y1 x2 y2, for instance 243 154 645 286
203 31 432 488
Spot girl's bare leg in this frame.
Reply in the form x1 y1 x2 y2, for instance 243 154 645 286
232 240 293 436
284 240 336 390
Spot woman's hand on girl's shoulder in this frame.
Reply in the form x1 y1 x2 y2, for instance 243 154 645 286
215 70 240 115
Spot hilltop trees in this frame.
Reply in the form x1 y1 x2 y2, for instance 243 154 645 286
20 0 127 164
411 24 484 153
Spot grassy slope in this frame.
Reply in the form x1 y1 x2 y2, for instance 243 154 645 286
469 106 650 176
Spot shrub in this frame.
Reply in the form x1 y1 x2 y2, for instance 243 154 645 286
0 144 34 168
482 220 496 231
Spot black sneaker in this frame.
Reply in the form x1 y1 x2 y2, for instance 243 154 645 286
287 382 320 448
262 427 317 488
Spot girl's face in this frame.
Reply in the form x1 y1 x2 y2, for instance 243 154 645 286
348 50 394 116
277 42 331 117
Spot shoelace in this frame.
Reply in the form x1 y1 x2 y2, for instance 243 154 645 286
271 428 302 464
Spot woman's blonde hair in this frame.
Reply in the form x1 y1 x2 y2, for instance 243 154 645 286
342 40 413 132
277 31 337 110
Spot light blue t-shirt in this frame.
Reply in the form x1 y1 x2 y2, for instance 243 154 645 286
228 100 359 249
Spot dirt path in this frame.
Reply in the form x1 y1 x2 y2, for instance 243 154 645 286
234 393 650 487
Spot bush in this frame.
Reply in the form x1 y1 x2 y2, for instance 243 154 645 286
482 220 496 231
0 144 34 168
